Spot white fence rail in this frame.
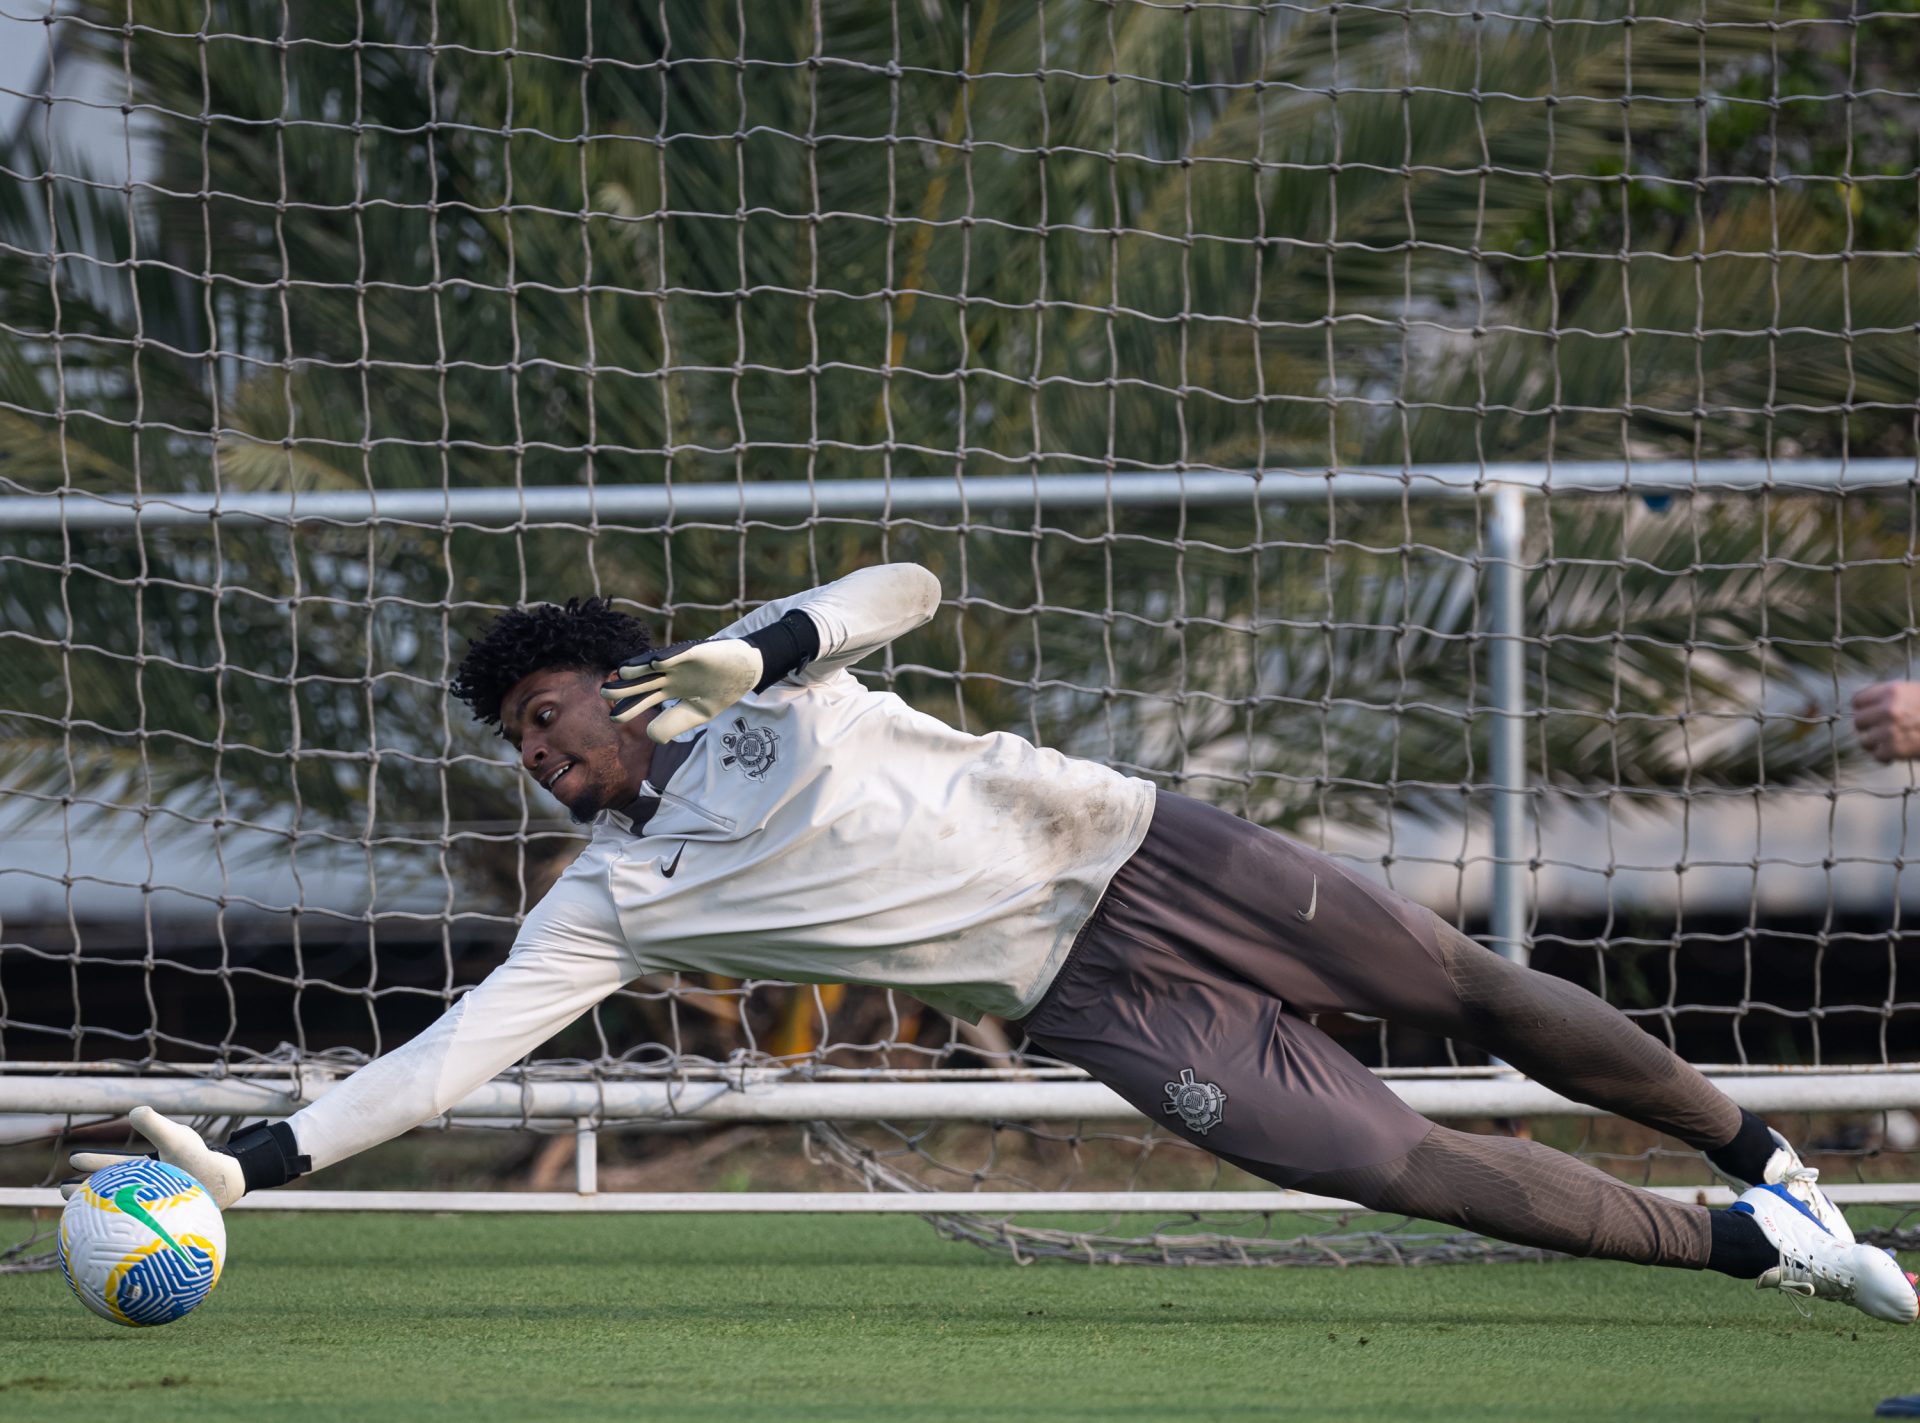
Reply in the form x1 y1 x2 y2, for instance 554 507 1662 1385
6 1069 1919 1123
8 1183 1920 1214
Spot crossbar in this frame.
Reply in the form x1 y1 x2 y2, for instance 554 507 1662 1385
2 459 1914 530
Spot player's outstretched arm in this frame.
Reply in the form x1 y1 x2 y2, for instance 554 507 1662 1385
282 915 632 1177
603 562 941 741
69 879 631 1201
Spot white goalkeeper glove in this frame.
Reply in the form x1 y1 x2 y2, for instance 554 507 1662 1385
602 639 764 744
603 610 822 744
63 1105 309 1210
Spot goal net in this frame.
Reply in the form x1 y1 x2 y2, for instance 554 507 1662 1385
6 0 1920 1267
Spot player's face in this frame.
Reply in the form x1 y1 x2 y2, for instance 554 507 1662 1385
502 666 651 823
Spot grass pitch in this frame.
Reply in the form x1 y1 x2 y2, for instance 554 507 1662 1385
2 1210 1915 1422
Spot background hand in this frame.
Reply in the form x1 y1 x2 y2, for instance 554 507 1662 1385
1850 679 1920 760
1853 681 1920 763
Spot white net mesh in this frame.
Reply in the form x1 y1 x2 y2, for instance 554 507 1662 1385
5 0 1920 1263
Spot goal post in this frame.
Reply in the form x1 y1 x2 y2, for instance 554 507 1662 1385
6 0 1920 1264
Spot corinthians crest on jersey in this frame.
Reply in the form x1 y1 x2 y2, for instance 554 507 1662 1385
719 716 779 780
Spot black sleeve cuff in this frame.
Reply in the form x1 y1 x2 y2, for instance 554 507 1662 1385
224 1121 311 1192
741 610 821 692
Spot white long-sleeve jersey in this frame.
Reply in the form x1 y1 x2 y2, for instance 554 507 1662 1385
287 563 1156 1172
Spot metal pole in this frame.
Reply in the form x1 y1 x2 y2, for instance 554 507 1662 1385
575 1117 598 1196
1487 486 1530 965
2 458 1914 531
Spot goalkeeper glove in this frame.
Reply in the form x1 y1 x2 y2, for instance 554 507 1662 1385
602 610 819 744
63 1105 309 1210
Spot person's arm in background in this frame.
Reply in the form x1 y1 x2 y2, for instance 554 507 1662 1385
1852 681 1920 762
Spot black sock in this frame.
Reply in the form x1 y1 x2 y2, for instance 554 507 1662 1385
1705 1208 1777 1279
1705 1109 1778 1187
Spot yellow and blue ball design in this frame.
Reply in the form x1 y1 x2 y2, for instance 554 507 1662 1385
59 1158 225 1326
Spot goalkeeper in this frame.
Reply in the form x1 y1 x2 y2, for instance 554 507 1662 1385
72 563 1917 1322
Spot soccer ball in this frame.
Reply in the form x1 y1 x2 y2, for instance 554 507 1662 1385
59 1158 226 1326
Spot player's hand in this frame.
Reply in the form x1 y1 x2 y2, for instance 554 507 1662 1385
602 639 763 744
1853 681 1920 763
64 1105 248 1210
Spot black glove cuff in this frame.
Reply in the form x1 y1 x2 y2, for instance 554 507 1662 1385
741 610 821 692
224 1121 311 1192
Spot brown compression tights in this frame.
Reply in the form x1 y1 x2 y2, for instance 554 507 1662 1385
1297 1123 1715 1267
1420 919 1743 1153
1294 922 1741 1268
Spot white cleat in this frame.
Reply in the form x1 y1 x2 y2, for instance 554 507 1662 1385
1737 1184 1917 1324
1720 1127 1854 1245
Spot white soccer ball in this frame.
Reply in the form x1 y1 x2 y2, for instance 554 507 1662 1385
59 1158 226 1327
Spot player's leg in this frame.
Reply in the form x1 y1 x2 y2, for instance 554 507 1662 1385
1405 915 1837 1228
1017 911 1731 1272
1122 791 1797 1206
1019 790 1913 1316
1293 1126 1916 1320
1293 1122 1728 1267
1412 914 1741 1148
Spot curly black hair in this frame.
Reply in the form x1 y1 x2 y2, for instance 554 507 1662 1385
449 597 654 728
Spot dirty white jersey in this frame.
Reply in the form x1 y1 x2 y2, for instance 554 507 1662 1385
287 563 1156 1172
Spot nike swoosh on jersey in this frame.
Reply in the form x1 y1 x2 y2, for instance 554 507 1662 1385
659 842 688 878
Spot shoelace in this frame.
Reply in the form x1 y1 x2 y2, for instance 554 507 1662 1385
1777 1162 1844 1230
1769 1252 1834 1319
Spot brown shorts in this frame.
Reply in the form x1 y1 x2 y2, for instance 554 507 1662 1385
1017 790 1454 1186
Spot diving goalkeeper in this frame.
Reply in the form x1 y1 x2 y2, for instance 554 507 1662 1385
70 563 1918 1322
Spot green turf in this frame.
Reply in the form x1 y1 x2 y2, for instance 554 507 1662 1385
3 1211 1916 1423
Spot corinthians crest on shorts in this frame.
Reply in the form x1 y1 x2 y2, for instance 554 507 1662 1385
719 717 779 781
1163 1067 1227 1135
